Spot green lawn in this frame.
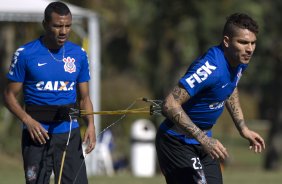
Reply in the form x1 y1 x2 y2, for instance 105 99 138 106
87 169 282 184
223 169 282 184
0 151 281 184
1 119 281 184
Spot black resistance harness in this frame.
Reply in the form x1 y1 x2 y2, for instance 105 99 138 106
25 104 76 122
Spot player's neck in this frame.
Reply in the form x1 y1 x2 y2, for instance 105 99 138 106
42 36 62 50
221 43 239 68
227 60 238 68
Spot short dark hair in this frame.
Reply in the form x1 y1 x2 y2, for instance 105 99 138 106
223 13 259 36
44 1 72 22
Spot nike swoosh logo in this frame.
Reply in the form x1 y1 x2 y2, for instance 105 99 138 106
38 63 47 66
222 83 229 88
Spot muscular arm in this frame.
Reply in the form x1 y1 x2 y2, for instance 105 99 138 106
78 82 94 124
225 87 247 134
4 81 49 144
162 85 212 145
78 82 96 153
225 87 265 152
4 82 29 123
162 85 228 159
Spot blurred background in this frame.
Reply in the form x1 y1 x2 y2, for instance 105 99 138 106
0 0 282 183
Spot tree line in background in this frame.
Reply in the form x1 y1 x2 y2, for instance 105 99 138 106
0 0 281 170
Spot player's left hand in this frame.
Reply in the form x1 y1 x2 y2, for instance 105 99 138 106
240 127 265 153
83 123 96 154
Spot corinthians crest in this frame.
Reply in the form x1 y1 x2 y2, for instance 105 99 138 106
63 57 76 73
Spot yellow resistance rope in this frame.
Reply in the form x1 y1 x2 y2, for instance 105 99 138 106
69 98 163 117
80 107 151 116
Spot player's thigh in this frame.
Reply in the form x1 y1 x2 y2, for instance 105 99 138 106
52 128 87 184
199 148 222 184
164 166 207 184
22 129 53 184
156 130 208 183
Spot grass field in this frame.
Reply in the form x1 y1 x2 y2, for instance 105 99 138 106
90 169 282 184
0 150 281 184
0 118 281 183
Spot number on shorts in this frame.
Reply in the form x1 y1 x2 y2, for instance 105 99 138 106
191 157 202 170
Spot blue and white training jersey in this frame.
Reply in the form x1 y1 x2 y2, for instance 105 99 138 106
7 37 91 133
160 45 248 144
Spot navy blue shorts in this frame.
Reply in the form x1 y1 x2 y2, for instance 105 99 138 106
22 128 87 184
155 127 222 184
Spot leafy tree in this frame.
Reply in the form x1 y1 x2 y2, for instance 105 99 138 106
257 0 282 170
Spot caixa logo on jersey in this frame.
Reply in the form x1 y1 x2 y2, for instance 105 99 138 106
63 57 76 73
209 101 225 110
36 81 75 91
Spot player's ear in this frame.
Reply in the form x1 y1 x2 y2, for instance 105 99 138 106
223 36 230 48
42 20 47 30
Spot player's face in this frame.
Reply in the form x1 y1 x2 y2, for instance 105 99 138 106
44 12 72 48
223 28 256 67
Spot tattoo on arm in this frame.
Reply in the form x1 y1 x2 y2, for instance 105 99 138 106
226 88 247 131
172 109 183 123
162 86 188 117
171 86 189 103
163 86 211 145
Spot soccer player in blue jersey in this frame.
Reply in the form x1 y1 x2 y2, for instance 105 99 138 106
4 2 95 184
155 13 266 184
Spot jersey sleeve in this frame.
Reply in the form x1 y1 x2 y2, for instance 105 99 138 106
6 47 26 82
179 58 219 97
77 50 91 83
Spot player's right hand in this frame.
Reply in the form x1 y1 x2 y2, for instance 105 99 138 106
24 117 49 144
202 137 229 160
